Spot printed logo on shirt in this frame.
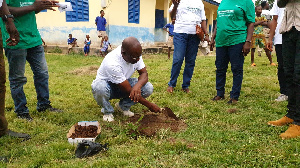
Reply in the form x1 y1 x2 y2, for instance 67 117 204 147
20 2 33 7
218 10 234 17
187 7 201 16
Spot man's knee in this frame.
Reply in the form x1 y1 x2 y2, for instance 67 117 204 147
92 80 110 98
142 82 153 98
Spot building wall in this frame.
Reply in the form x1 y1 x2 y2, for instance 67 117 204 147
36 0 218 47
36 0 156 47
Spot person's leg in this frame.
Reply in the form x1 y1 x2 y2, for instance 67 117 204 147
5 48 29 115
119 78 153 111
0 29 8 136
264 48 274 64
91 79 114 114
251 48 256 66
168 33 187 88
26 45 51 111
215 46 230 98
168 47 171 59
275 44 288 95
182 34 200 89
228 43 245 101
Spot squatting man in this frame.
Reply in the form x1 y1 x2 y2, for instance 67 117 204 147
92 37 161 122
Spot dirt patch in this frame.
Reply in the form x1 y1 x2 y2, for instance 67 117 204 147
127 107 187 137
69 125 98 138
227 108 238 114
67 65 99 75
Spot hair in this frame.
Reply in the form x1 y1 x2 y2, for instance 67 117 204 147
100 10 104 14
69 34 72 36
261 1 267 9
255 5 261 10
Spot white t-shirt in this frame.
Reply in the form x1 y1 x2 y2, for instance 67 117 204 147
169 0 206 34
262 10 272 20
270 0 285 45
92 45 145 85
0 0 3 7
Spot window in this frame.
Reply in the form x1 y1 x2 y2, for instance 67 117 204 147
128 0 140 24
66 0 89 22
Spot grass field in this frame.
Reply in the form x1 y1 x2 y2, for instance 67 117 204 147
1 52 299 167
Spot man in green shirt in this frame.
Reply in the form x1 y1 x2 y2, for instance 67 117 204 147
210 0 255 104
1 0 60 121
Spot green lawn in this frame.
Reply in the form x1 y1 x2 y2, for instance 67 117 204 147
1 52 299 167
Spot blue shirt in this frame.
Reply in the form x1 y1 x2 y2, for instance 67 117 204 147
95 16 107 31
163 23 175 36
68 38 76 44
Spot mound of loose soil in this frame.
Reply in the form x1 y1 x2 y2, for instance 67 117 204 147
127 107 187 137
67 65 99 76
69 125 98 138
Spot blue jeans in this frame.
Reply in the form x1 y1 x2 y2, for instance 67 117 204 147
5 45 50 114
215 43 245 100
168 33 200 89
91 78 153 114
282 27 300 124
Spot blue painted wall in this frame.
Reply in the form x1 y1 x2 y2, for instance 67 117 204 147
38 25 156 46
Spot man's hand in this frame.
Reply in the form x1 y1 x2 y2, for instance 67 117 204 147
210 38 215 51
266 40 273 51
33 0 59 13
242 41 251 56
204 35 210 44
148 103 161 113
5 19 19 46
129 86 142 103
172 0 180 5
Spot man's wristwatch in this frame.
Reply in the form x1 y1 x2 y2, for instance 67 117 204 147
245 40 251 43
2 14 14 22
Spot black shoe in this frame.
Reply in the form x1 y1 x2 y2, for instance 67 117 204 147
38 105 63 113
17 113 33 121
227 98 238 104
7 130 31 141
211 95 225 101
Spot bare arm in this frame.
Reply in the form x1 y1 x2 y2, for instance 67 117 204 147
0 0 19 46
201 20 210 42
8 0 58 17
117 67 160 112
243 22 254 56
170 0 180 20
210 21 217 51
266 15 278 51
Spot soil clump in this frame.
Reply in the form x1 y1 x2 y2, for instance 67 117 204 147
127 107 187 137
70 125 98 138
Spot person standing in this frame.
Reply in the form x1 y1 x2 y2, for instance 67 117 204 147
163 18 175 59
267 0 300 139
95 10 107 48
167 0 209 93
266 0 287 102
0 0 30 140
0 0 61 121
210 0 255 104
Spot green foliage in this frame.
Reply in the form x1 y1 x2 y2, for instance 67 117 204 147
48 46 62 54
1 52 300 167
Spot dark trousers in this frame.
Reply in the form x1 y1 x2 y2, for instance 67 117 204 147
215 43 245 100
0 29 8 136
282 27 300 124
275 44 287 95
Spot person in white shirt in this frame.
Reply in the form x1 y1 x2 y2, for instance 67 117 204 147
91 37 160 122
166 0 209 93
266 0 287 102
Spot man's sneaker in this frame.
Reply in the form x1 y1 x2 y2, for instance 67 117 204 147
115 102 134 117
38 105 63 112
280 124 300 139
267 116 294 126
17 113 33 121
211 95 225 101
275 94 288 102
103 114 114 122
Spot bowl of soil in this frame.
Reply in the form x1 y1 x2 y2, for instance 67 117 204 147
67 121 101 144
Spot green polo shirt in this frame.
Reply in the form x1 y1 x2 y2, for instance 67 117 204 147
215 0 255 47
0 0 42 49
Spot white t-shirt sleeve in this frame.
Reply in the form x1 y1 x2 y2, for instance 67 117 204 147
200 6 206 21
0 0 3 7
135 57 146 71
105 64 127 84
270 1 279 16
